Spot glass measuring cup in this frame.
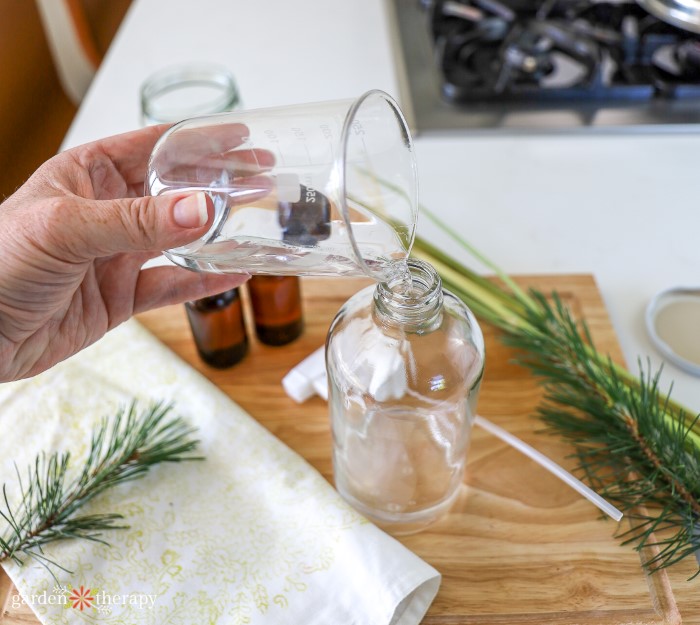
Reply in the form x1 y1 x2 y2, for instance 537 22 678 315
146 90 417 280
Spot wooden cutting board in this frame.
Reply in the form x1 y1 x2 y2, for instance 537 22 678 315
1 274 698 624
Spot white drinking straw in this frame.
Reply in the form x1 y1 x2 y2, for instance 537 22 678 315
475 414 624 522
283 349 624 522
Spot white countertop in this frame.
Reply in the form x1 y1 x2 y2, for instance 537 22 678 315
62 0 700 411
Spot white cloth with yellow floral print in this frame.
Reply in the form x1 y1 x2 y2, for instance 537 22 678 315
0 320 440 625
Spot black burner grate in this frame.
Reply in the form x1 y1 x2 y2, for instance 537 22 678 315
424 0 700 103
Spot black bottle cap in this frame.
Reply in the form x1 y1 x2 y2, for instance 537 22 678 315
278 185 331 246
188 288 241 312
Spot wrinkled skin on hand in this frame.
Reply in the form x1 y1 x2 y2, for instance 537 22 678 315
0 124 272 382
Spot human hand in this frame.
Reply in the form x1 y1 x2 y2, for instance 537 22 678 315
0 125 264 382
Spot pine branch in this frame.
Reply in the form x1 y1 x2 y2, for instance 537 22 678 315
0 401 201 576
507 294 700 577
412 216 700 579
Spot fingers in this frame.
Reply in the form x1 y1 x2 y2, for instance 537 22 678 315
150 122 276 189
164 122 251 159
65 122 276 196
46 192 214 261
160 150 276 186
132 265 249 313
70 124 172 189
223 174 275 204
157 148 277 191
158 173 274 209
197 147 276 176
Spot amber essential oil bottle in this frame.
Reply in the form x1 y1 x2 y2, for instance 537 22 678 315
185 288 248 368
247 276 304 346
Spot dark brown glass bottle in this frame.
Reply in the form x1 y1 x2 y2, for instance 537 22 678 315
185 288 248 368
247 276 304 346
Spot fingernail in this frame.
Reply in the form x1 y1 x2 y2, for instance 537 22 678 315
173 193 208 228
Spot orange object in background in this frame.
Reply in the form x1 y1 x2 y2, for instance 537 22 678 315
185 289 249 368
247 276 304 346
0 0 130 199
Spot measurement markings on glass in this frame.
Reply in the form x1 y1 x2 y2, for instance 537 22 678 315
320 123 335 161
264 129 286 166
291 126 313 165
352 120 369 157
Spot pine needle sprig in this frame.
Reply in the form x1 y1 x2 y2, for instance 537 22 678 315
0 401 201 577
412 206 700 578
507 293 700 577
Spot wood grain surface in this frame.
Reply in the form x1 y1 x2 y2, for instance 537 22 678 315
2 274 698 624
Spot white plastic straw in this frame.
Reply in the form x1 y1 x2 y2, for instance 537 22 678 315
475 414 624 522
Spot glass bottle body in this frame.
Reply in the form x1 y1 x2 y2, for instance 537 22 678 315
325 260 485 534
248 275 304 346
185 288 248 368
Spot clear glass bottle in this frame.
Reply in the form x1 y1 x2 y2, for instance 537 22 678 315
247 276 304 346
185 288 248 368
325 259 485 534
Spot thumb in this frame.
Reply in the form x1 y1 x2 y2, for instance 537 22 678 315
64 192 212 258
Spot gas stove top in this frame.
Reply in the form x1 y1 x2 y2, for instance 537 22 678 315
389 0 700 132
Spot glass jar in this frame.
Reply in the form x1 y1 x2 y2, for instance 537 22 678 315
140 64 240 126
325 259 485 534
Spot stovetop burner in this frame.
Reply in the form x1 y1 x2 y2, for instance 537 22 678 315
429 0 700 103
390 0 700 131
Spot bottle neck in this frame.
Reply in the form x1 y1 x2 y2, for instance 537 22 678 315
373 259 443 332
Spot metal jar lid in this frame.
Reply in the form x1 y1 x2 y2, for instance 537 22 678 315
646 287 700 376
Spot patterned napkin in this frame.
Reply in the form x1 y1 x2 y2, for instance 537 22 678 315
0 320 439 625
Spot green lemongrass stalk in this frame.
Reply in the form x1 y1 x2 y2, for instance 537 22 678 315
361 173 699 572
419 206 540 315
411 236 530 323
416 206 700 444
413 245 530 332
354 173 699 436
412 228 700 575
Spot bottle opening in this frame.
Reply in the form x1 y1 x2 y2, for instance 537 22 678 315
374 259 443 329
